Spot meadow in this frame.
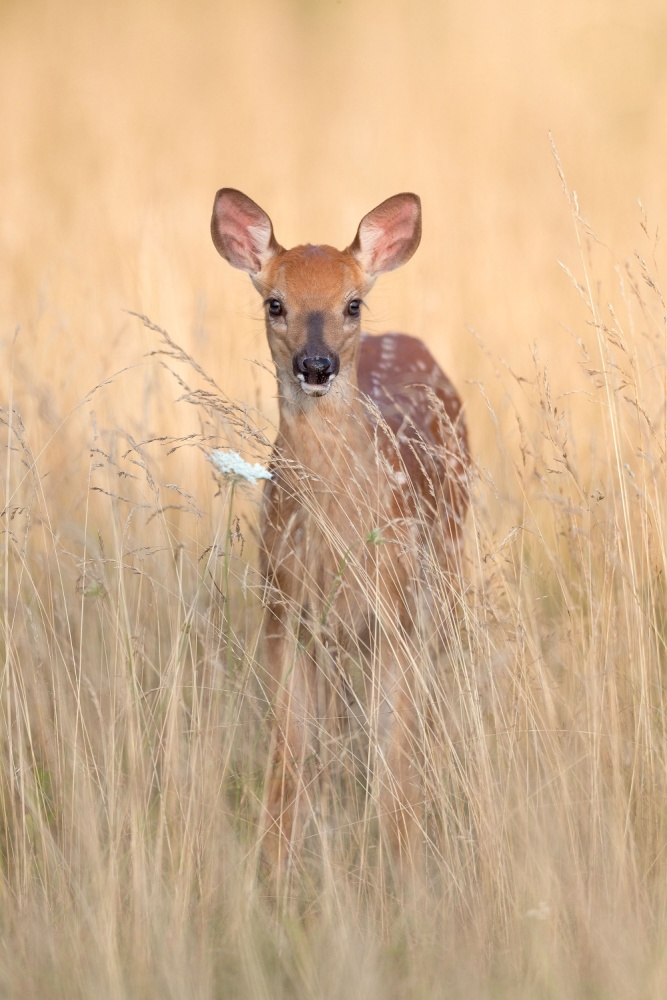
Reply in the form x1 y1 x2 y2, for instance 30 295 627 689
2 0 667 995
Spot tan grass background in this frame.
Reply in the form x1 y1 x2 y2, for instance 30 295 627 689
3 0 667 997
4 0 667 473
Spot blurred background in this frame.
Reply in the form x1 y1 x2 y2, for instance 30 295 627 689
2 0 667 511
4 5 667 992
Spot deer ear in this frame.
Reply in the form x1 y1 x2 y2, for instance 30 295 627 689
211 188 281 274
349 193 422 277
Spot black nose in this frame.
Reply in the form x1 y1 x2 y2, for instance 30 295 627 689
293 352 340 385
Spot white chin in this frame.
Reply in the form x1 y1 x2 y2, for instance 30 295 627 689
298 377 335 398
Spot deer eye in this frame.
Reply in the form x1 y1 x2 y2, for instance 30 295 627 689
347 299 362 317
267 298 283 317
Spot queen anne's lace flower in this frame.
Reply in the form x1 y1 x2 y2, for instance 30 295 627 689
209 449 272 485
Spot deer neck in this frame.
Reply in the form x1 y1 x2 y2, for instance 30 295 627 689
275 370 372 484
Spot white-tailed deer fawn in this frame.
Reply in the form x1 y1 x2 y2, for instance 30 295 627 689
211 189 468 874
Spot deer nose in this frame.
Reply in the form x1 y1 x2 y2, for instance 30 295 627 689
293 352 340 385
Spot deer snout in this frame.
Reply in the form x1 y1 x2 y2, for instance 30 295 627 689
293 350 340 391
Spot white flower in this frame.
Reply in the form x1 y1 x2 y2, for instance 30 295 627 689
208 449 272 485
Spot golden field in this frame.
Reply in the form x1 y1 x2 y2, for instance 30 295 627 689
2 0 667 996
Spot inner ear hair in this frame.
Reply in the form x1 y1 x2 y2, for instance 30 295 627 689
350 192 422 276
211 188 281 274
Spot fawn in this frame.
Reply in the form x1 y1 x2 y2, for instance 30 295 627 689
211 189 469 874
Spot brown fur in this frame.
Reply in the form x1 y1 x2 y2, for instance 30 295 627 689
211 190 469 875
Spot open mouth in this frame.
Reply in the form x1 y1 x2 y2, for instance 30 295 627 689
296 372 337 397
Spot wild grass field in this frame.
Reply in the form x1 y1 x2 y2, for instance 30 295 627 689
2 0 667 996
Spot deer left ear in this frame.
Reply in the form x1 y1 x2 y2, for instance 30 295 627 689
211 188 281 275
348 193 422 277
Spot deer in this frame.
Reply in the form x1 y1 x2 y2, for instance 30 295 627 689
210 189 469 877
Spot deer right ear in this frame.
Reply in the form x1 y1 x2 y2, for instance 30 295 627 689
349 192 422 277
211 188 281 275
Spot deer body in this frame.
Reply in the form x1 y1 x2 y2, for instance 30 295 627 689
211 190 468 873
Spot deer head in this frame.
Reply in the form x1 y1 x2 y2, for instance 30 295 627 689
211 189 422 404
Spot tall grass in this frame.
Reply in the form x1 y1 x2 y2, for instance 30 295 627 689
4 0 667 994
3 178 667 996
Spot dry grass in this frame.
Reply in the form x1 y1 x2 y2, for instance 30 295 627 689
3 0 667 996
